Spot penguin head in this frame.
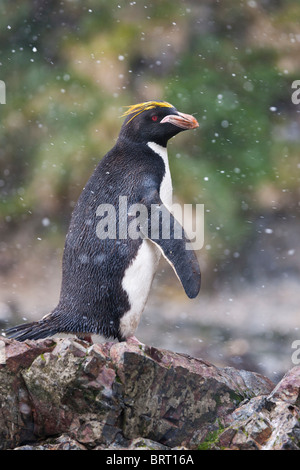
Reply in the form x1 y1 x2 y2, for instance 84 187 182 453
120 101 199 147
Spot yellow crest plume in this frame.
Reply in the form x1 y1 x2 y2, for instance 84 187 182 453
121 101 173 124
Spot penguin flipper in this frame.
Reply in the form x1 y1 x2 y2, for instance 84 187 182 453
140 188 201 299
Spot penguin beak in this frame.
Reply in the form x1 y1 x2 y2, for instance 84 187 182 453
160 111 199 130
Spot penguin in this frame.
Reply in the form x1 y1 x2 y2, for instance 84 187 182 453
6 101 201 343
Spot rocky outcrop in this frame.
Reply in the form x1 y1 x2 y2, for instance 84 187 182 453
0 336 299 450
200 366 300 450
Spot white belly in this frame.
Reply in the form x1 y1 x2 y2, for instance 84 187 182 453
119 142 173 339
120 239 160 338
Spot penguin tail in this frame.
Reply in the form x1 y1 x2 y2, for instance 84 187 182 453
5 317 58 342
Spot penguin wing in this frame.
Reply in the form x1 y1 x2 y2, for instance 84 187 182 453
139 187 201 299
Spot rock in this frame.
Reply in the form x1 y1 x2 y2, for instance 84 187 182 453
198 367 300 450
268 366 300 406
0 336 56 372
14 434 87 451
0 336 298 450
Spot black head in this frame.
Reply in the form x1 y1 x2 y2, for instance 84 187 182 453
119 101 199 147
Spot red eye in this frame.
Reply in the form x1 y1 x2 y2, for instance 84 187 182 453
151 115 158 122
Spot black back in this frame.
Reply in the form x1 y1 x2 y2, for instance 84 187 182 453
56 138 166 339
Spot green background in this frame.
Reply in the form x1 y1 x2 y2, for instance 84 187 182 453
1 0 300 379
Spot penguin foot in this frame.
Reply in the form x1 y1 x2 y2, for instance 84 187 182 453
125 335 144 346
76 333 93 343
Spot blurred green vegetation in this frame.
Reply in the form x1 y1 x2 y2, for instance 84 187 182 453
1 0 300 265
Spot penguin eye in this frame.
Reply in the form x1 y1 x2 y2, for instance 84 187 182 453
151 115 158 122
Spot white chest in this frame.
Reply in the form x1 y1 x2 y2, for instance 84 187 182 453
147 141 173 209
119 142 173 340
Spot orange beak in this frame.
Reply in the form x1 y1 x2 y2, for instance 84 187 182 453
160 111 199 129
